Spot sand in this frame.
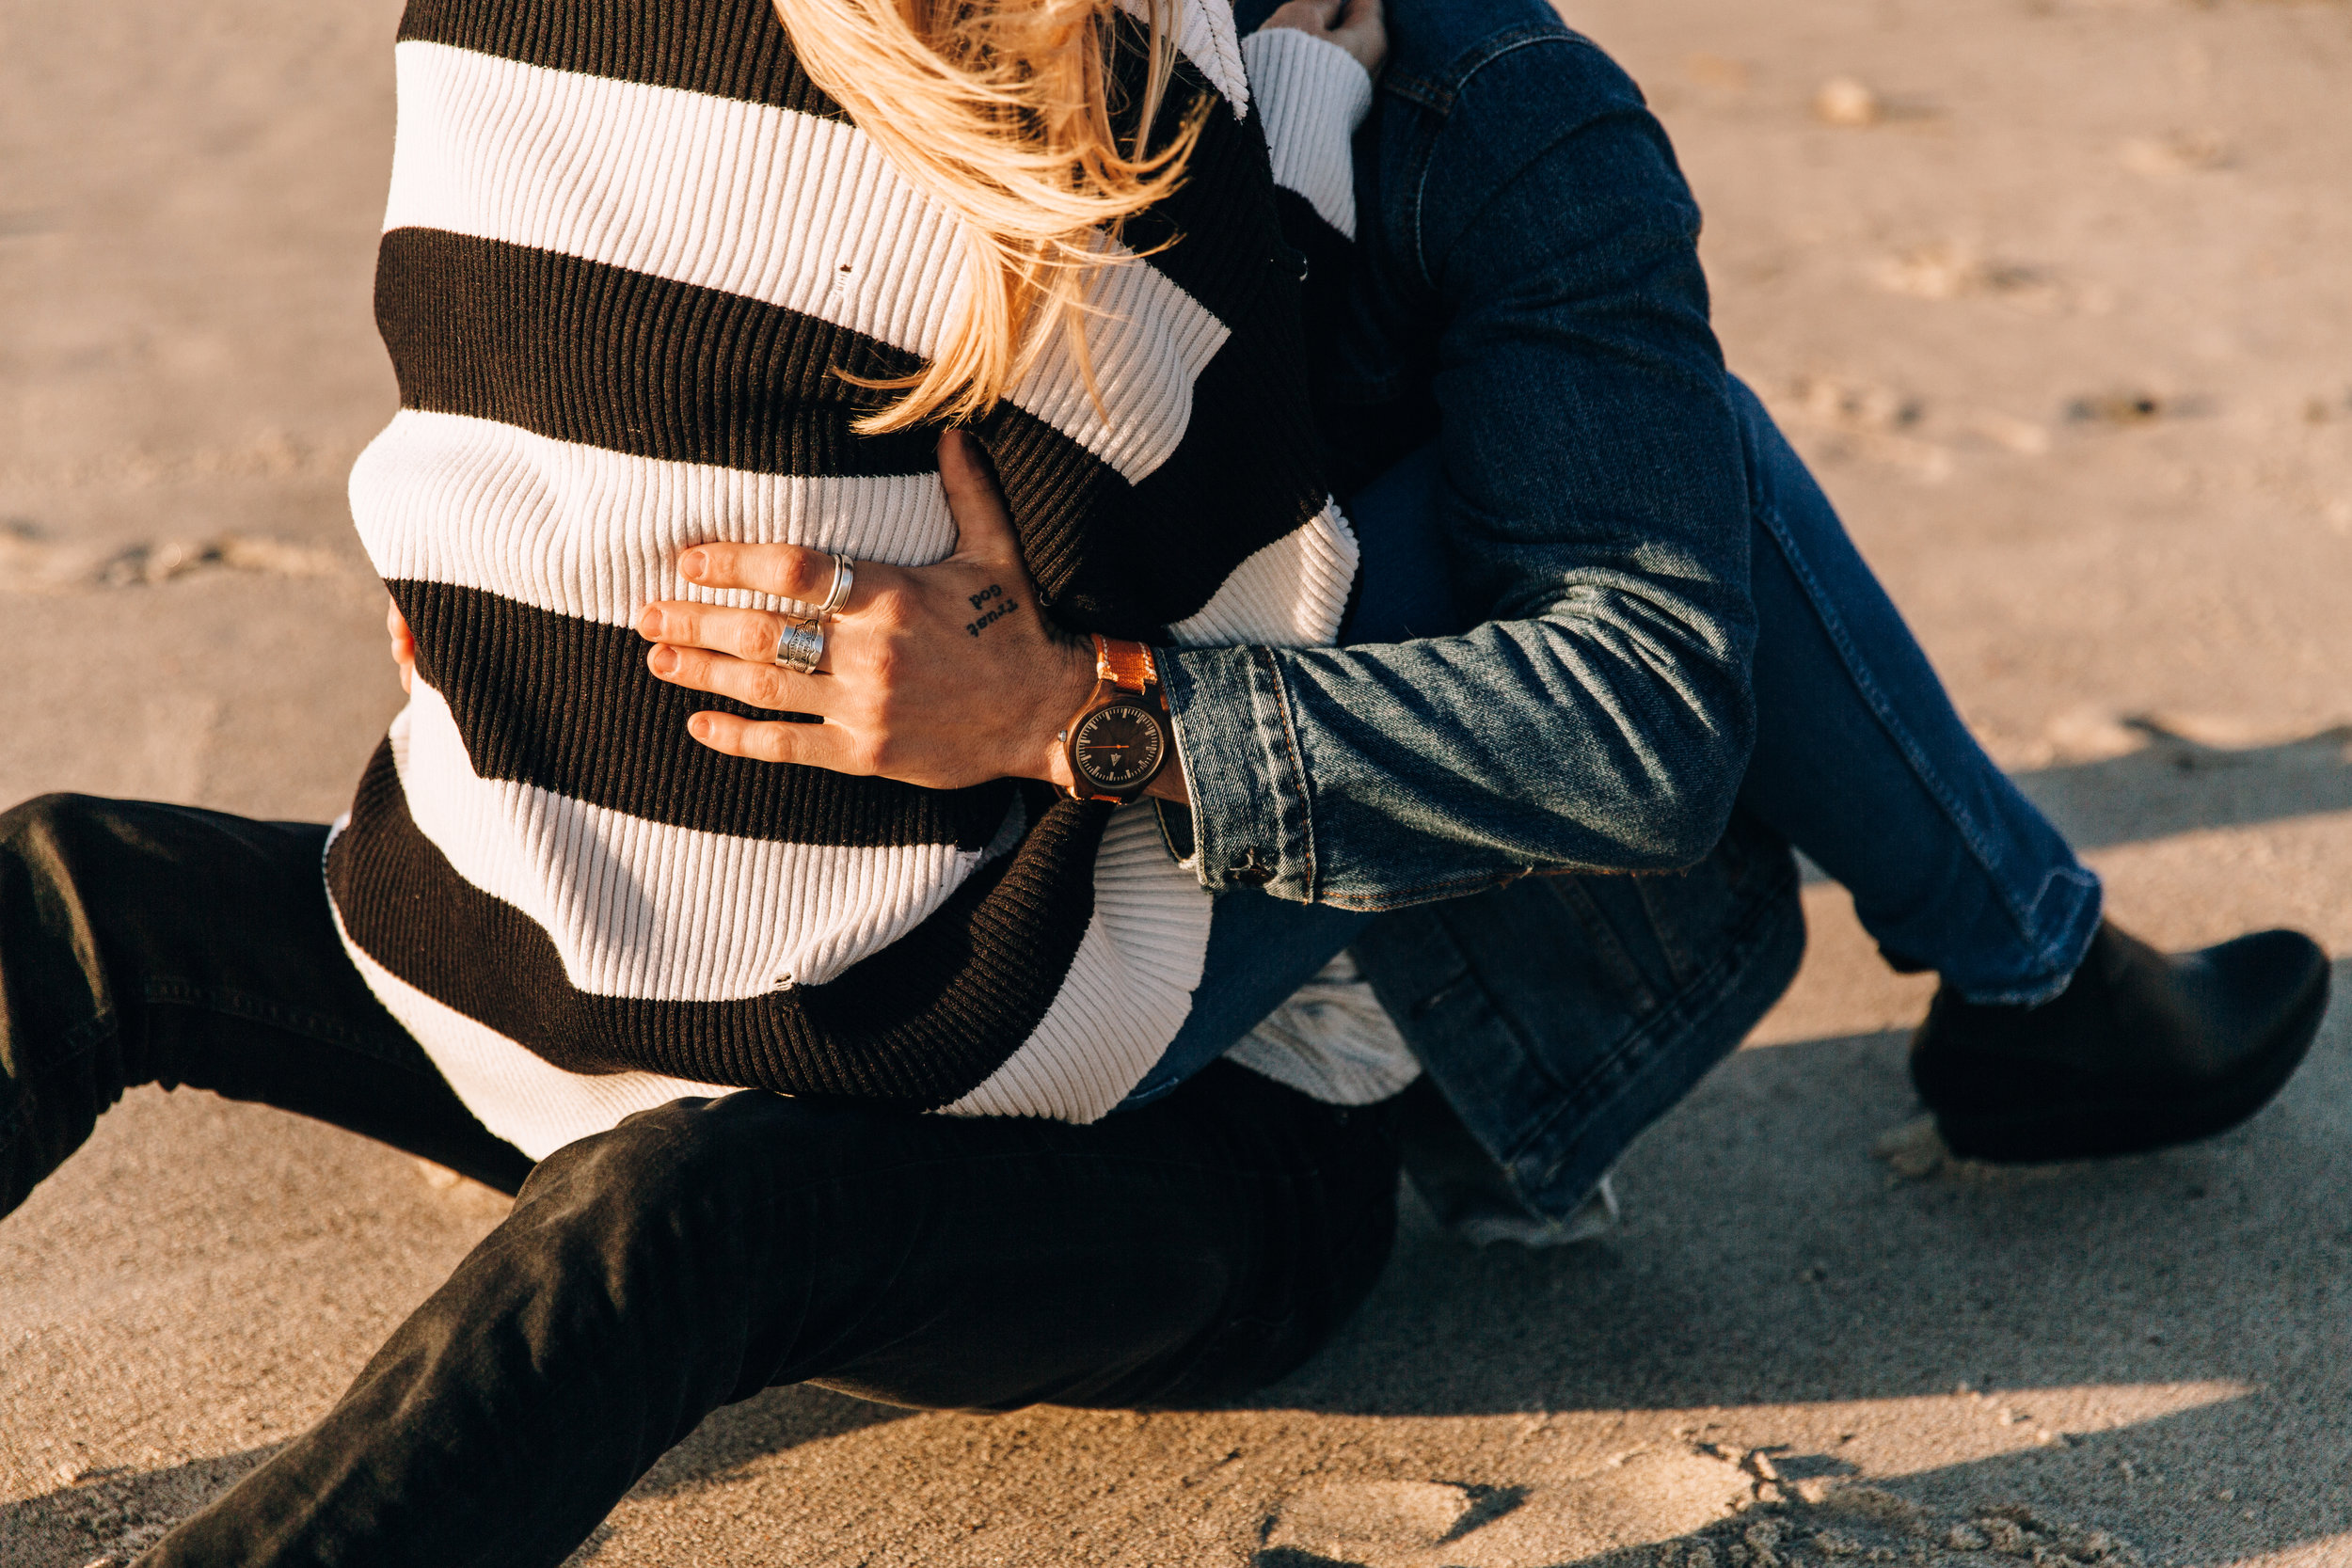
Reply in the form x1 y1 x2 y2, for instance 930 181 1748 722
4 0 2350 1562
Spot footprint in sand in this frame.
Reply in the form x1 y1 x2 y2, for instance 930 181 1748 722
1257 1465 2144 1568
1256 1449 1754 1566
0 524 344 593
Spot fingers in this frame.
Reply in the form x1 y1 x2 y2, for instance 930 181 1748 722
677 539 856 609
1259 0 1382 72
638 599 829 669
387 596 416 693
642 432 1040 784
1262 0 1343 29
661 427 1013 614
686 710 863 770
646 639 832 715
936 429 1024 566
1330 0 1386 71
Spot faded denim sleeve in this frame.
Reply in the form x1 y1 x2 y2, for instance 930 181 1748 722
1162 36 1756 911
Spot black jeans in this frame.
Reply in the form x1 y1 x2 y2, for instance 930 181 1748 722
0 795 1402 1567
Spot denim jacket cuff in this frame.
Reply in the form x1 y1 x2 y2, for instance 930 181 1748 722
1159 644 1317 900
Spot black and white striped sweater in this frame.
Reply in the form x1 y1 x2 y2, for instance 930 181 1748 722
325 0 1379 1158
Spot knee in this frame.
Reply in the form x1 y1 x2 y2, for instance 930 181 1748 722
0 793 101 868
509 1092 830 1267
0 796 176 913
0 795 119 1006
485 1095 846 1374
523 1096 738 1215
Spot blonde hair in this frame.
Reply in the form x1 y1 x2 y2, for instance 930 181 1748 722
771 0 1207 433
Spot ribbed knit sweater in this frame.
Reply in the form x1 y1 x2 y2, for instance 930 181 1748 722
325 0 1387 1159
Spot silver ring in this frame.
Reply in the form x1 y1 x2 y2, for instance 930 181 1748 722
815 552 855 620
771 617 825 675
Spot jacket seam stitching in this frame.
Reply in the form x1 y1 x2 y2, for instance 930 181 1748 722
1315 869 1527 912
1261 648 1320 900
1405 32 1633 293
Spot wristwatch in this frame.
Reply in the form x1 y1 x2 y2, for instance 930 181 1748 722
1060 634 1172 803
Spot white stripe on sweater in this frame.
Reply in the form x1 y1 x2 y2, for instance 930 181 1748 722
357 409 1359 642
1239 29 1375 241
334 796 1203 1153
332 891 742 1163
351 409 958 626
394 682 1009 996
942 802 1211 1121
386 41 1227 483
1224 950 1422 1106
1166 497 1359 648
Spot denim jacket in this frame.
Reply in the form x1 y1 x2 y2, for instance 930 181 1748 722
1172 0 1806 1233
1168 0 1757 910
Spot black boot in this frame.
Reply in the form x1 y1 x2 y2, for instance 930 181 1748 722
1911 921 2331 1163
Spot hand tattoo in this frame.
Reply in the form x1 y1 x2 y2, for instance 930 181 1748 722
964 583 1018 638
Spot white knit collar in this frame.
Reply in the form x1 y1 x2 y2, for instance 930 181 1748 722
1116 0 1249 117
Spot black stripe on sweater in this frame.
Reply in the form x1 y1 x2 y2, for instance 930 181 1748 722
376 229 936 481
396 578 1012 849
328 740 1105 1106
1270 185 1416 499
394 0 1279 329
399 0 839 119
381 231 1331 632
1110 35 1292 332
982 259 1332 634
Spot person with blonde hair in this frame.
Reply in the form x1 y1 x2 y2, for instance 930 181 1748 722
0 0 2326 1557
2 0 1470 1560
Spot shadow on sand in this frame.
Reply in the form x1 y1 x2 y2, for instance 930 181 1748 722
0 1389 912 1566
537 959 2352 1564
9 965 2342 1567
2013 721 2352 852
1243 958 2352 1564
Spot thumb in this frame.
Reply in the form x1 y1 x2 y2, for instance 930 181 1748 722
938 429 1024 568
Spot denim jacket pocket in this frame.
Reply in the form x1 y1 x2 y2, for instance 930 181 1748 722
1620 839 1751 991
1355 812 1804 1222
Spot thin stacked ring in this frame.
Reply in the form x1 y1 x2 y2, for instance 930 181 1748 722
815 553 855 619
771 552 855 674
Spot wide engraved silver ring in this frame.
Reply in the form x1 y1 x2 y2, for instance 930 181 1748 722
815 552 855 619
771 617 825 675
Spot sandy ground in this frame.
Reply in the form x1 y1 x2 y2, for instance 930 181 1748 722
4 0 2350 1562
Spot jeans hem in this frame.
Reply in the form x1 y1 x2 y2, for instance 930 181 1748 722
1942 865 2104 1007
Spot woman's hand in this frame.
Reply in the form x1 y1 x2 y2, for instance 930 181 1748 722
1262 0 1385 76
638 430 1107 794
388 597 415 694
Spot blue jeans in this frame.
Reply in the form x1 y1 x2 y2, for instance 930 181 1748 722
1722 378 2102 1005
1133 378 2101 1107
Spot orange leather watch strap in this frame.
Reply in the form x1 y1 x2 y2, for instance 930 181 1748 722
1091 634 1160 695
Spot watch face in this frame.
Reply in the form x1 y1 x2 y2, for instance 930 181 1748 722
1073 704 1166 791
